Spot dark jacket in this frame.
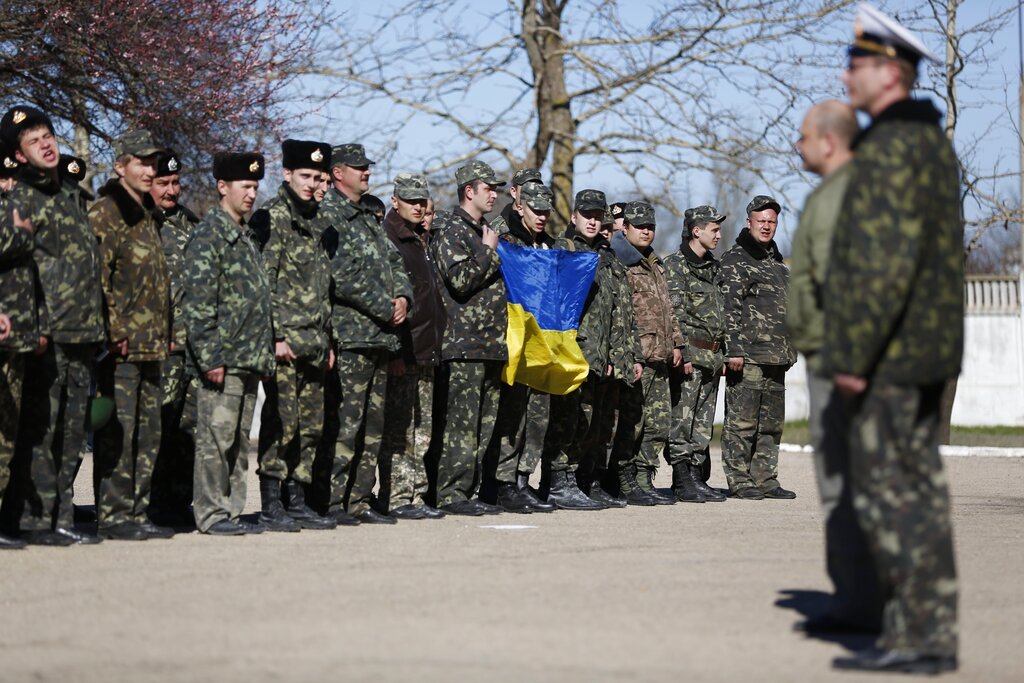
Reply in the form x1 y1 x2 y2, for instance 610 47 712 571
0 190 45 353
664 242 725 371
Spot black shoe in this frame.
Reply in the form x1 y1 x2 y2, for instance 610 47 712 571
623 488 659 506
294 513 336 530
833 648 957 674
547 471 607 510
418 505 447 519
138 520 175 539
689 463 726 501
55 527 103 545
389 504 427 520
73 504 97 524
617 464 658 506
327 509 362 526
636 467 676 505
239 519 265 534
282 480 334 528
205 519 246 536
23 529 75 546
730 487 765 500
495 483 535 514
516 473 555 512
763 486 796 499
472 499 502 515
0 532 27 549
439 500 485 516
100 522 148 541
355 508 398 524
259 476 301 532
588 482 627 508
794 613 881 636
671 462 706 503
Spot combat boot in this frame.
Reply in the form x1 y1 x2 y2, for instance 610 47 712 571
636 466 676 505
546 471 607 510
671 462 705 503
616 464 658 506
689 463 726 501
284 480 337 529
516 472 555 512
258 477 300 532
496 482 535 513
588 480 627 508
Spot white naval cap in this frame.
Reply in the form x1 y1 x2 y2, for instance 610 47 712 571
850 3 939 66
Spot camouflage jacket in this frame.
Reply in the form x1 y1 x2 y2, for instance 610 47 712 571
721 228 796 366
158 203 199 352
90 179 170 362
9 165 104 345
321 188 412 353
182 206 274 376
610 230 684 364
0 191 45 353
431 207 508 362
664 241 725 371
823 99 963 384
489 202 518 238
787 161 853 374
251 183 331 364
555 230 638 379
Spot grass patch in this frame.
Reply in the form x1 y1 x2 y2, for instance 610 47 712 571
783 422 1024 448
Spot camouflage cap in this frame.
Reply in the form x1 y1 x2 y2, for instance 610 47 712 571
394 172 430 201
155 150 182 177
0 105 53 148
601 209 614 226
746 194 781 215
684 204 726 229
60 154 87 183
624 200 656 226
114 129 162 158
511 167 542 187
331 143 375 167
455 160 506 187
519 181 553 211
0 142 18 179
574 188 607 213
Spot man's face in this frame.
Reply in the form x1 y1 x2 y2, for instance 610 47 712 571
392 195 428 224
0 177 16 192
516 202 550 235
795 113 827 176
150 174 181 210
613 217 625 233
284 167 321 201
470 181 497 215
598 222 613 241
338 164 370 195
624 222 655 250
692 221 721 251
314 172 329 202
746 208 778 245
220 179 259 219
422 200 435 231
117 154 157 195
842 56 889 113
15 125 59 171
572 209 603 240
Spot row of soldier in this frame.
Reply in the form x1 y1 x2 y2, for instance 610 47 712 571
0 104 798 546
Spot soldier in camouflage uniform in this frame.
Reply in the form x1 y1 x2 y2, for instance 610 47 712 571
90 130 172 541
250 139 336 532
321 143 413 525
828 7 959 674
663 205 728 504
489 167 541 238
431 161 508 516
720 195 797 500
182 152 274 536
609 201 682 506
2 106 106 546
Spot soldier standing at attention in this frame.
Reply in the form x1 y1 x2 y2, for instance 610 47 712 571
720 195 797 500
182 152 274 536
827 5 961 674
251 139 336 532
430 161 508 516
90 130 172 541
663 205 728 504
3 106 106 546
321 143 412 525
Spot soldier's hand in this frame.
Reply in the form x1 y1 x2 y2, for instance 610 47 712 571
0 313 10 341
834 373 868 397
633 363 643 382
12 208 33 233
727 356 744 372
327 347 336 371
168 341 176 353
605 364 613 377
391 297 408 326
275 340 296 363
34 335 48 356
205 366 225 387
682 361 693 377
482 226 499 250
671 348 683 368
109 338 129 358
388 357 406 377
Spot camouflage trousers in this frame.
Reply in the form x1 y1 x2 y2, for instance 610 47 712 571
193 372 258 532
331 349 387 515
722 362 786 493
847 381 957 657
611 363 670 471
436 360 501 507
578 377 618 479
258 359 324 486
94 359 162 528
16 343 94 531
0 352 24 512
806 366 883 628
378 363 434 509
150 353 196 516
668 364 720 467
490 383 557 483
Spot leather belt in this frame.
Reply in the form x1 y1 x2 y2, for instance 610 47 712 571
688 337 721 352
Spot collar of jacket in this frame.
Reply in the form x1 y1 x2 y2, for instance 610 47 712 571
563 229 609 252
453 206 487 233
16 164 61 196
681 241 717 266
208 205 249 244
163 203 199 224
98 177 160 227
507 212 555 246
328 186 373 221
610 229 646 266
853 97 942 150
384 207 425 243
280 181 318 219
736 227 782 262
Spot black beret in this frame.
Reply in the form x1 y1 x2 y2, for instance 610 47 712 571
60 154 87 183
1 106 53 148
213 152 265 182
282 139 331 173
155 150 183 177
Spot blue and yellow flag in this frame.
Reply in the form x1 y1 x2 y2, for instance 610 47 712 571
497 242 598 395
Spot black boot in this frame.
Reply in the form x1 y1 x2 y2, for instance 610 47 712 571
547 471 607 510
671 462 705 503
516 472 555 513
495 483 535 513
636 466 676 505
284 480 337 529
259 477 300 532
588 480 627 508
689 463 726 501
616 464 658 506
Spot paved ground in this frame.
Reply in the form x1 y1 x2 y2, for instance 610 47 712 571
1 452 1022 683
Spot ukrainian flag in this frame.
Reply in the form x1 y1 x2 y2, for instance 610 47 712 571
497 242 598 395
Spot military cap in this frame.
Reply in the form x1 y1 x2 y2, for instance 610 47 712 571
610 201 628 219
114 129 162 159
746 194 781 215
685 204 726 229
155 150 182 177
511 167 542 187
60 154 87 184
0 142 18 179
519 181 553 211
574 188 607 213
624 201 656 226
1 106 53 148
331 143 374 167
213 152 265 181
601 209 614 226
282 139 331 173
850 3 938 66
394 172 430 201
455 160 506 187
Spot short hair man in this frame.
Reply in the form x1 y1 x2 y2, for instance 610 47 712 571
182 152 274 535
826 5 961 674
489 167 542 237
1 106 105 546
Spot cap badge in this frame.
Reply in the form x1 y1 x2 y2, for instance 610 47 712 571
12 110 26 125
67 160 80 174
167 157 179 172
311 149 324 163
249 160 260 173
3 157 16 169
